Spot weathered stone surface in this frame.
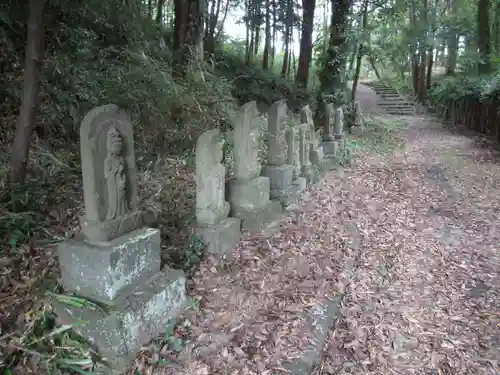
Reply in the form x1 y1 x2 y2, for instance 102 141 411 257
195 128 230 227
321 140 337 156
196 218 241 257
299 127 312 183
231 200 282 232
57 227 161 304
54 268 186 374
284 296 342 375
266 100 288 166
333 107 344 139
232 101 262 182
80 104 142 244
285 127 301 180
279 177 306 207
353 101 364 129
261 164 294 191
322 103 335 141
310 147 324 166
228 176 271 210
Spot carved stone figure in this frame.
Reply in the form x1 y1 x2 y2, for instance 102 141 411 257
323 103 335 141
267 100 288 165
334 107 344 138
233 101 262 181
353 101 364 128
286 127 301 180
195 129 230 227
80 104 142 244
300 105 315 140
105 126 129 220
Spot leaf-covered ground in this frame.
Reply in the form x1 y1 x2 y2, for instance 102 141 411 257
139 85 500 375
314 89 500 375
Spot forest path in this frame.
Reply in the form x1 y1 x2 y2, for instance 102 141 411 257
314 83 500 375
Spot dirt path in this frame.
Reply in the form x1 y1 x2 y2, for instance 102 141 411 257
315 85 500 375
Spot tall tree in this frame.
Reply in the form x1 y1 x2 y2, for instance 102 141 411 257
281 0 293 77
296 0 316 87
477 0 492 73
10 0 46 184
173 0 204 75
263 0 272 69
351 0 369 102
317 0 351 103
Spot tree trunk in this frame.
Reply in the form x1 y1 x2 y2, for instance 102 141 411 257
254 0 261 56
173 0 203 75
296 0 316 87
263 0 271 69
369 56 381 79
281 0 292 77
410 0 419 95
206 0 222 53
156 0 164 23
315 0 351 125
148 0 153 19
214 0 230 42
10 0 46 185
478 0 492 74
271 0 277 68
193 0 204 62
426 0 437 89
245 0 252 63
493 1 500 53
351 0 368 102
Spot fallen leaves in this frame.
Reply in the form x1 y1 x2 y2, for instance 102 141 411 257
316 110 500 375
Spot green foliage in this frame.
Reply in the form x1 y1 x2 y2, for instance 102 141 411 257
428 69 500 105
0 297 107 375
217 44 311 108
347 115 407 156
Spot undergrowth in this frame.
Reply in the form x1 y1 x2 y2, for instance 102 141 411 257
0 1 315 373
347 115 407 156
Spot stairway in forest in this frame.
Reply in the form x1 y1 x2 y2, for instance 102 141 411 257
364 81 415 116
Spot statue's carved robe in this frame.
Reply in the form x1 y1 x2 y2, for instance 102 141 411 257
105 154 128 220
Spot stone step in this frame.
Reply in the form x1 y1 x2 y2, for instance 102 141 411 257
378 104 414 108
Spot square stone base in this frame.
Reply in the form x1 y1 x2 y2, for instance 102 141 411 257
261 164 293 190
228 176 271 210
231 200 282 233
57 228 161 304
196 218 241 257
80 210 144 245
310 147 324 166
53 269 186 374
301 164 313 185
280 178 306 207
321 141 339 157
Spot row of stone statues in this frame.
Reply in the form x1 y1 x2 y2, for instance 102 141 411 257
51 99 361 373
194 99 358 256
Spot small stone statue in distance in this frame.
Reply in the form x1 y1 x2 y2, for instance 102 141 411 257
105 126 129 220
196 128 230 226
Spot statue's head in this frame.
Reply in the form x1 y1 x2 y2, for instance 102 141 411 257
107 126 122 155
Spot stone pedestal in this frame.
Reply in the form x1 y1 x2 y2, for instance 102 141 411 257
196 217 241 257
55 228 186 373
310 147 324 166
301 163 313 185
261 164 294 199
321 141 339 157
54 269 185 373
228 176 281 233
281 177 306 207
